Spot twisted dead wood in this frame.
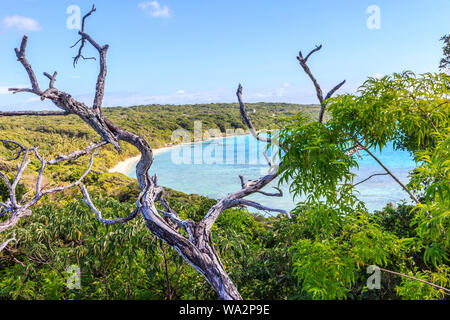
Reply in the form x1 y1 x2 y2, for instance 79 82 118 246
0 140 102 233
1 6 289 300
297 45 346 123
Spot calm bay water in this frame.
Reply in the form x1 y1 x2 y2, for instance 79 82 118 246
127 135 416 214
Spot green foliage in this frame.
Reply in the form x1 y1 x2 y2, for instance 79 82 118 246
0 179 26 203
279 116 352 197
0 102 316 179
1 75 449 300
328 72 449 153
290 208 405 300
0 193 218 299
440 34 450 71
292 239 355 300
395 265 450 300
0 187 302 300
279 114 363 213
280 71 450 300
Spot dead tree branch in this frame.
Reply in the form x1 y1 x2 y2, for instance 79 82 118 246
237 84 271 143
43 71 58 89
72 4 108 112
11 36 41 95
48 141 107 165
297 45 346 123
228 199 290 217
80 185 140 224
352 139 420 204
352 173 389 187
0 140 104 233
72 4 97 67
0 232 16 252
8 31 121 151
0 111 69 117
2 8 290 300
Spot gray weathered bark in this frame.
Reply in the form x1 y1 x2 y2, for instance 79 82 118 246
297 45 346 123
1 6 289 300
296 46 421 206
0 232 16 252
0 140 101 233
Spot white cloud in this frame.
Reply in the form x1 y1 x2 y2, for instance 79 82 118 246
0 87 10 95
374 72 384 79
2 15 42 32
26 97 40 103
138 1 170 18
282 82 291 87
0 103 59 112
176 90 186 95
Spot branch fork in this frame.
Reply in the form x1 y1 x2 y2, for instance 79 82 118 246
297 44 346 123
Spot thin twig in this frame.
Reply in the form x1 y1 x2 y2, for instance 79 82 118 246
378 267 450 295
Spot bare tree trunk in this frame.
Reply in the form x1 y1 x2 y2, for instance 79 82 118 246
140 209 242 299
1 6 290 300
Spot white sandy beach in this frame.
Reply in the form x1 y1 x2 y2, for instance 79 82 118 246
108 155 140 175
108 146 174 175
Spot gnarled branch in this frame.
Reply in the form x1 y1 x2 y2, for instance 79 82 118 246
0 232 16 252
0 140 104 233
11 36 41 95
0 111 70 117
237 84 271 143
48 141 107 165
72 5 108 111
8 34 121 151
72 4 97 67
228 199 290 218
80 185 140 224
2 8 291 300
296 45 346 123
43 71 57 89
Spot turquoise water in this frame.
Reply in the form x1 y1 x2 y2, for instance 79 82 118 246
127 135 417 214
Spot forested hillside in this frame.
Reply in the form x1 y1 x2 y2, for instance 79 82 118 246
1 91 447 300
1 2 448 302
0 103 316 173
0 103 321 300
0 103 317 186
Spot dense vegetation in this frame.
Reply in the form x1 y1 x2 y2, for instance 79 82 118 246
0 102 317 183
0 102 319 299
278 71 449 299
1 52 449 300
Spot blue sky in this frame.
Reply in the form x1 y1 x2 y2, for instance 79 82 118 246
0 0 449 111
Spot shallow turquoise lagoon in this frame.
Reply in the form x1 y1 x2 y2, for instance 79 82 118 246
127 135 417 214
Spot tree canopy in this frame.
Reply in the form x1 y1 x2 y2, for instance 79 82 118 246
278 71 449 299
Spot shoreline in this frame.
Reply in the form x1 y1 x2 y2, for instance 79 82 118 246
108 133 252 175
